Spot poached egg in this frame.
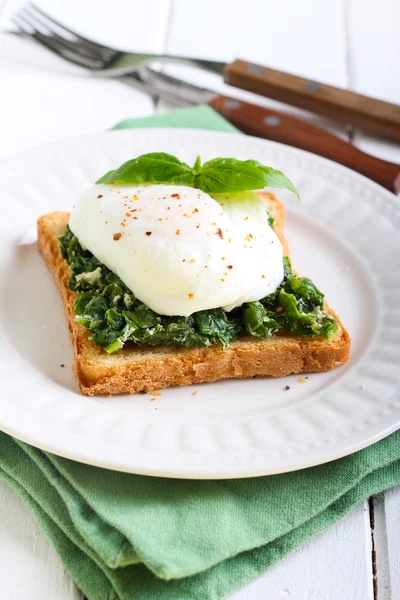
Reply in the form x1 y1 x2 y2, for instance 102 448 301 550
69 184 284 316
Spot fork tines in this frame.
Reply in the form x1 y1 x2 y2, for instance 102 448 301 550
11 2 119 70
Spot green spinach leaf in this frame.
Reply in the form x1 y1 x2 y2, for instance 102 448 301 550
243 302 281 338
59 225 337 353
194 308 242 349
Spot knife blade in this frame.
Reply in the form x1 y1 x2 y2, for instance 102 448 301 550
124 68 400 194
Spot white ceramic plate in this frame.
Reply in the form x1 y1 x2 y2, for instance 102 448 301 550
0 128 399 479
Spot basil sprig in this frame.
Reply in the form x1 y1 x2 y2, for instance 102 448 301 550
96 153 299 198
96 153 194 186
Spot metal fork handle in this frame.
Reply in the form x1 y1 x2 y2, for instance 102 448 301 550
133 68 215 106
122 73 193 109
97 54 226 77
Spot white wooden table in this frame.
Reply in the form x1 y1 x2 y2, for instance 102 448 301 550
0 1 399 598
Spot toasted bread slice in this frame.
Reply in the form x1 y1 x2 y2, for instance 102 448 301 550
37 193 350 395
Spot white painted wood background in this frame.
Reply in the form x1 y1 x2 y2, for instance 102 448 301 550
0 1 399 598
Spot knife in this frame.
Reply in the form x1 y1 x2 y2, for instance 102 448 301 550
223 60 400 144
110 54 400 143
124 68 400 194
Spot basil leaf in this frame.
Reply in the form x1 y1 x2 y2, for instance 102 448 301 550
96 153 194 186
96 153 299 198
96 170 115 184
261 168 299 199
244 160 300 199
195 158 299 197
195 158 265 193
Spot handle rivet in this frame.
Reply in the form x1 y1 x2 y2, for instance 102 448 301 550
305 81 321 91
248 64 262 73
225 99 241 109
264 116 281 126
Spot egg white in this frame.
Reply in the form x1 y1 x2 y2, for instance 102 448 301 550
69 184 284 316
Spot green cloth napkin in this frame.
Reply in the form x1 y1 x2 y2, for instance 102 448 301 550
112 105 239 133
1 105 399 600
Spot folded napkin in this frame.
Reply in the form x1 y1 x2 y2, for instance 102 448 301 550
1 105 400 600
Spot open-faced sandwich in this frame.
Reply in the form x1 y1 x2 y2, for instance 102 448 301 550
38 153 350 395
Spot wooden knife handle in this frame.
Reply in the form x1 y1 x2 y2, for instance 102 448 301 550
208 95 400 194
223 59 400 143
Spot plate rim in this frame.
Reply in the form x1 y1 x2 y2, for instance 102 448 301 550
0 126 397 203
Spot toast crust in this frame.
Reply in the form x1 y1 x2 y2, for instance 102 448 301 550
37 193 350 395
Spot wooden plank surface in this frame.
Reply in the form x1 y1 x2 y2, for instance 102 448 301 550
0 482 82 600
382 488 400 600
167 0 348 83
348 3 400 600
160 0 351 137
0 0 169 159
229 504 373 600
348 0 400 104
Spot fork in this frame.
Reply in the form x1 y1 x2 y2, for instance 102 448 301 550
10 2 225 75
11 3 400 142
